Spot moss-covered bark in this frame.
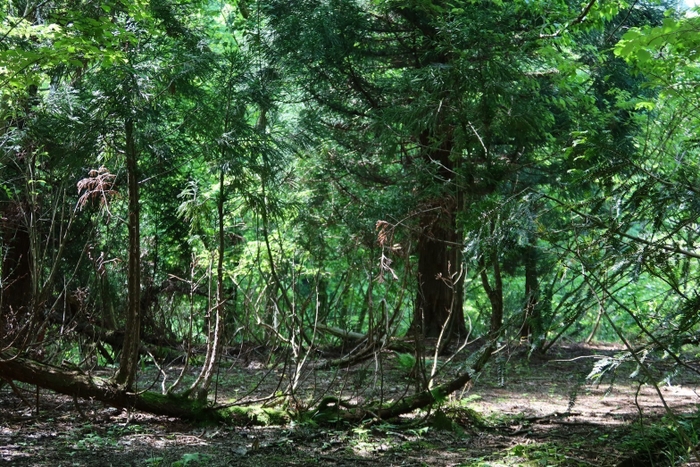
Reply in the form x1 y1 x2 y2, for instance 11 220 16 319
313 342 495 423
0 341 494 426
0 351 288 425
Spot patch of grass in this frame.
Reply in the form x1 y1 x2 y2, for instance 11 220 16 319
444 400 488 429
508 442 567 465
618 412 700 466
461 441 580 466
71 431 118 450
172 452 213 466
399 439 437 452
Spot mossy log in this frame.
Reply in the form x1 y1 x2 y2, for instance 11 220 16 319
313 342 496 423
1 340 494 426
0 351 288 425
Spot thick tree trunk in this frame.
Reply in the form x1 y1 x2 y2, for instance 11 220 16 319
115 116 141 389
413 210 466 340
1 204 33 348
1 87 38 349
410 133 466 342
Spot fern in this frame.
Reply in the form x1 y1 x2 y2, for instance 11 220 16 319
395 352 416 372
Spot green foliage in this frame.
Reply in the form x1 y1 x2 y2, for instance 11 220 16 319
173 452 213 467
3 0 700 436
429 409 455 431
507 442 567 465
395 352 416 373
223 405 291 426
620 413 700 467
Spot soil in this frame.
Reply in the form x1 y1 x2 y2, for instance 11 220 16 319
1 342 699 466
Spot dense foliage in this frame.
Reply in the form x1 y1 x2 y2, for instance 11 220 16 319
1 0 699 446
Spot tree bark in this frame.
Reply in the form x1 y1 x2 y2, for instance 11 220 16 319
410 134 466 342
413 210 466 340
0 205 33 348
0 351 287 425
520 236 540 341
115 115 141 389
1 86 39 350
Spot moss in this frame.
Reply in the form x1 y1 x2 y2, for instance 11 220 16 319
221 405 290 426
430 409 455 431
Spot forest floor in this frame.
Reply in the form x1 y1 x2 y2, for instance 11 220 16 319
1 341 700 466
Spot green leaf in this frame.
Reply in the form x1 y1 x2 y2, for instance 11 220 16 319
634 101 655 111
635 48 652 63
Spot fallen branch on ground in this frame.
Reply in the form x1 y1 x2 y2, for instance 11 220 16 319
311 341 496 423
0 350 288 425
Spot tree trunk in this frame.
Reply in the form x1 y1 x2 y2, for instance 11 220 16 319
0 341 491 426
0 351 287 425
188 168 225 401
413 210 466 340
480 250 504 337
520 236 540 341
1 86 39 350
115 115 141 389
0 205 33 347
410 133 466 342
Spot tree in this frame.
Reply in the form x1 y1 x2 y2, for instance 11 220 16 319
0 0 218 388
114 95 141 388
263 0 621 344
0 0 128 350
574 7 700 350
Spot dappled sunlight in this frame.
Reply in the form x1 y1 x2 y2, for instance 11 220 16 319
2 343 699 466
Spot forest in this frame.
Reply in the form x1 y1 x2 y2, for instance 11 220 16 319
1 0 700 465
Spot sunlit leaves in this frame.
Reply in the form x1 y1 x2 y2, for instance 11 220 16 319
615 14 700 96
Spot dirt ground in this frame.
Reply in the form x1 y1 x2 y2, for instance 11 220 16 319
1 342 699 466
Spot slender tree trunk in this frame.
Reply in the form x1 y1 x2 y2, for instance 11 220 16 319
586 307 603 343
353 280 371 334
115 116 141 389
480 250 503 337
190 168 225 401
520 236 539 341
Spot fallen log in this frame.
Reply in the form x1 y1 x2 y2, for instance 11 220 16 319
0 351 288 425
0 339 495 426
315 324 366 341
312 341 496 423
313 325 413 369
